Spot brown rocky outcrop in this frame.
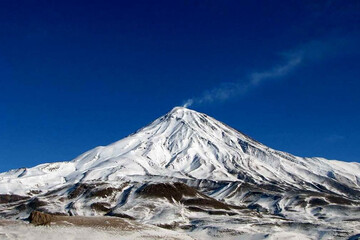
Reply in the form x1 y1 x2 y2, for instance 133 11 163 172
29 211 53 226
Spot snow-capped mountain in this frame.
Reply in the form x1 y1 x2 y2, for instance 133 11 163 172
0 107 359 239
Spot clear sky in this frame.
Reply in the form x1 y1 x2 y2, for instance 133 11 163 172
0 0 359 172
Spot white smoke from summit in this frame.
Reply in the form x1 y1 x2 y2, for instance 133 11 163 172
183 54 302 107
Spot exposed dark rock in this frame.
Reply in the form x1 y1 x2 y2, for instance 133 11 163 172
0 194 30 204
68 183 126 200
28 190 42 195
90 187 116 198
248 203 268 213
309 198 329 207
28 198 47 210
138 182 198 202
258 184 285 193
326 195 354 205
68 183 92 199
156 222 179 230
187 206 236 215
181 198 230 210
90 202 111 212
15 203 27 211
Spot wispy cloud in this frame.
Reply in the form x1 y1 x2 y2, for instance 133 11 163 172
183 53 302 107
182 35 360 108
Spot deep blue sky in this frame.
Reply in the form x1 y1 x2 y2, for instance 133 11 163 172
0 0 359 172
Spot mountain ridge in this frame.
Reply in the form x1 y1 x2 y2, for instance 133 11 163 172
1 106 360 196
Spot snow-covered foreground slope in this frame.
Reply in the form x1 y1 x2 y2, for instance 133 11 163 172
0 107 359 239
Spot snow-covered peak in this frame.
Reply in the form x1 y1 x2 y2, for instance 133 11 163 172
161 106 205 125
1 107 360 198
168 106 190 115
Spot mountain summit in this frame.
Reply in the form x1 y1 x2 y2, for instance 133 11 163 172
1 107 359 239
